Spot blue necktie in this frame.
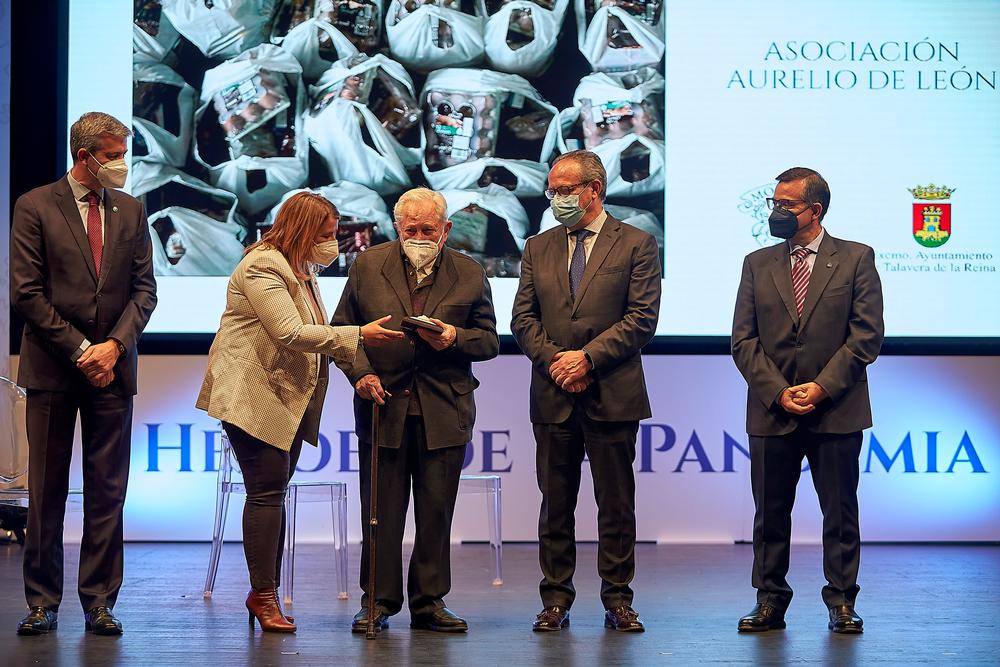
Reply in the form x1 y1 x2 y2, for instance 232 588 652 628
569 229 592 301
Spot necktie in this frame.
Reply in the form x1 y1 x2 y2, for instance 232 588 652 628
569 229 592 301
790 246 812 316
85 191 103 278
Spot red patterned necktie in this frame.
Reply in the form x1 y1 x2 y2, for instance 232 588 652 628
85 190 103 278
791 246 812 316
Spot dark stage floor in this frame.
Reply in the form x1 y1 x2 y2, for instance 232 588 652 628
1 541 998 665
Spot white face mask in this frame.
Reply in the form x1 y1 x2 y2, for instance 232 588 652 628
310 239 340 268
87 151 129 189
402 238 442 272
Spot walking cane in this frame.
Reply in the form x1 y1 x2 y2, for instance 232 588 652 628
365 401 381 640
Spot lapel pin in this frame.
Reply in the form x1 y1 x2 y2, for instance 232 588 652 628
826 262 832 268
112 205 119 213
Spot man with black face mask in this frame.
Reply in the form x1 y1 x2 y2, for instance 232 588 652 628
731 167 884 635
10 112 157 636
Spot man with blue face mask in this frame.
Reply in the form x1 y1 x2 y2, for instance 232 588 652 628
511 150 661 633
10 112 157 636
731 167 884 635
332 187 499 634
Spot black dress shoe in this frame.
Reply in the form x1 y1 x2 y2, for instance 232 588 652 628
604 605 645 632
410 607 468 633
532 606 570 632
828 604 864 634
351 607 389 634
16 607 58 636
738 603 786 632
85 607 123 636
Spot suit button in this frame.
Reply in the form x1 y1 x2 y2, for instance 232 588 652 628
571 316 578 321
795 342 803 349
403 389 411 396
87 319 95 326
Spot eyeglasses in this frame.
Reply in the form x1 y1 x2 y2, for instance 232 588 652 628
544 181 592 200
765 198 813 211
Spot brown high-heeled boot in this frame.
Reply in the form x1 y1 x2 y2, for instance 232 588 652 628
246 589 296 633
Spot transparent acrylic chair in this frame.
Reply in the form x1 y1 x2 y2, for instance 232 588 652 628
202 430 349 605
0 376 83 515
458 474 503 586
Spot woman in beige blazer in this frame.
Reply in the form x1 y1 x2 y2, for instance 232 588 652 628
197 192 402 632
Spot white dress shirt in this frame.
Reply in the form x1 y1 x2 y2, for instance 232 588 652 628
67 171 106 244
789 227 825 271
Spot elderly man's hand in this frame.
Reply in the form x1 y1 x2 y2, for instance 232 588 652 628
355 374 390 405
416 317 457 351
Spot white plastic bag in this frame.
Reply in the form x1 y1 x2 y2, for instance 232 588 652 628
195 45 309 215
441 183 528 276
550 68 664 196
274 18 359 81
133 3 181 64
132 162 249 277
385 1 485 71
132 61 196 168
482 0 569 77
420 68 557 196
575 0 664 71
162 0 278 59
305 54 419 195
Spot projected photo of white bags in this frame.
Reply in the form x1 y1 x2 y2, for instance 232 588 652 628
386 0 486 71
132 61 196 168
575 0 664 72
421 68 558 196
132 162 250 277
194 44 309 215
441 183 529 277
481 0 569 77
304 53 420 195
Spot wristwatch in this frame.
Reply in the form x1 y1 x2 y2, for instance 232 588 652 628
113 339 126 356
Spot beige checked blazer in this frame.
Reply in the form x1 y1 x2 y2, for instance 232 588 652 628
196 245 359 451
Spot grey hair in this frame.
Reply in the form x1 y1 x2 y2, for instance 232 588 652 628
393 187 448 223
552 149 607 201
70 112 131 161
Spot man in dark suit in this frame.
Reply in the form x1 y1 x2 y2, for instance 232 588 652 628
10 112 157 635
511 150 661 633
332 187 499 633
731 167 884 635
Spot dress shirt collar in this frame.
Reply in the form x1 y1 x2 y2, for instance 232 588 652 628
789 226 825 255
565 208 608 238
67 171 105 203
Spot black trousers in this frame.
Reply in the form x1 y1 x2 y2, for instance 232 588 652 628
358 416 465 616
749 429 863 610
533 408 638 610
223 422 304 591
23 387 132 612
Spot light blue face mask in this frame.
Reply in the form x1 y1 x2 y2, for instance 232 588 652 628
551 190 595 228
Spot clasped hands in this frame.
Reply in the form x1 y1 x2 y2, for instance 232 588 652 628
549 350 592 394
76 340 121 388
779 381 827 415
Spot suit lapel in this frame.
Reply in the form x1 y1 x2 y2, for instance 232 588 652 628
423 249 458 317
769 244 798 323
381 242 414 317
797 234 839 331
54 178 98 284
552 229 572 306
571 216 620 316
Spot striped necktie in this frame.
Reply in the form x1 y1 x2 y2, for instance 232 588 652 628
791 246 812 316
85 190 103 278
569 229 592 301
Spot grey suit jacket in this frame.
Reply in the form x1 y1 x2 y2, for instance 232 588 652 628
331 242 499 450
731 232 885 436
511 215 661 425
10 176 157 396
